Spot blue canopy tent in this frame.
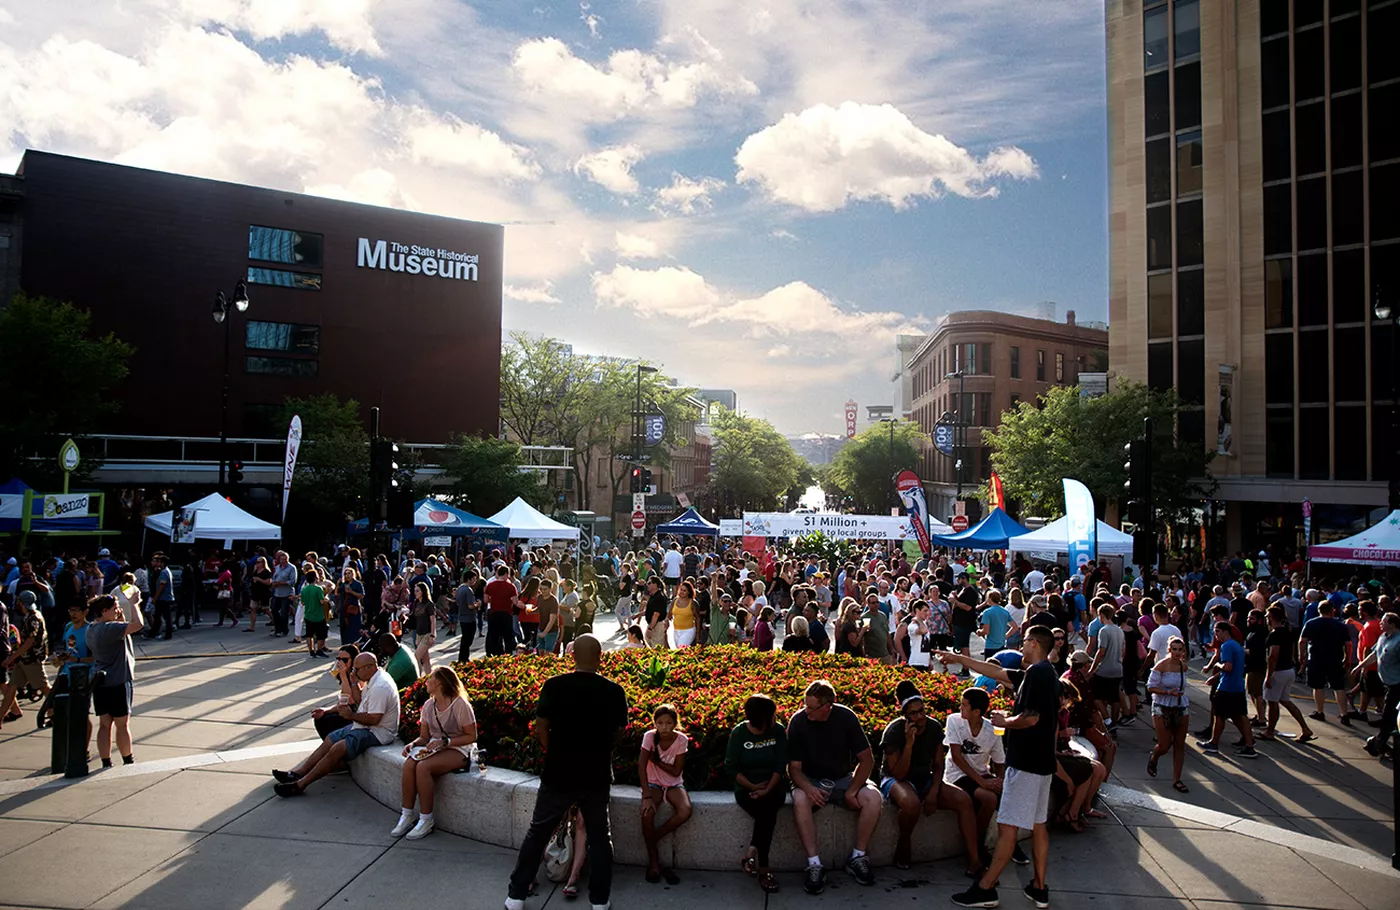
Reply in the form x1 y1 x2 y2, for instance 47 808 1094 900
930 507 1030 549
655 507 720 537
0 477 103 534
346 499 508 544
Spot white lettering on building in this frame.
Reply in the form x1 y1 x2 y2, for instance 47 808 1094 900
357 238 480 282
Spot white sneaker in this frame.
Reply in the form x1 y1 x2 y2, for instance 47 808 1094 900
503 899 526 910
389 813 417 837
405 816 435 840
590 904 610 910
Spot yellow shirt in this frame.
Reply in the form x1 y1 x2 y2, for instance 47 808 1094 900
671 598 695 631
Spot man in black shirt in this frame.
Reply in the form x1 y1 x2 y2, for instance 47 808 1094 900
1261 606 1314 742
505 634 628 910
643 577 669 648
937 625 1059 909
879 681 945 870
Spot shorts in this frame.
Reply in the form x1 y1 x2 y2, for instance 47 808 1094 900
1058 754 1094 786
953 626 974 649
1213 689 1248 719
1308 663 1347 691
92 682 133 718
931 634 954 651
1123 675 1141 697
997 767 1051 831
1152 704 1189 724
1264 668 1296 702
1091 674 1123 703
10 661 50 690
950 775 983 798
327 725 380 761
1362 670 1385 700
879 776 935 800
646 782 686 798
305 620 329 640
801 775 873 811
1246 671 1265 699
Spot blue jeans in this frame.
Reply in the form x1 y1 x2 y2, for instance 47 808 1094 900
327 726 379 761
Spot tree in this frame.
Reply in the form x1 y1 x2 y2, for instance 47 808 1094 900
280 394 371 529
0 293 134 487
827 420 929 513
705 408 805 514
984 380 1214 521
438 434 548 516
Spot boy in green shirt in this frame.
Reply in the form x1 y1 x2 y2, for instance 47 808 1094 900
300 571 328 657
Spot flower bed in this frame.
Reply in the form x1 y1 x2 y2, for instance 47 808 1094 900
396 647 1011 791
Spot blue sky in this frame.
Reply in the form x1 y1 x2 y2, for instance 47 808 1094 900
0 0 1108 434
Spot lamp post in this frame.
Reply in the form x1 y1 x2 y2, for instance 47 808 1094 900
1376 285 1399 513
880 417 897 511
212 279 250 488
945 370 967 501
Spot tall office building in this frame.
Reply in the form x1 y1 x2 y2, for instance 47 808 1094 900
1106 0 1397 553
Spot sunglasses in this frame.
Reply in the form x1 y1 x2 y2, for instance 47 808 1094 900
337 656 350 663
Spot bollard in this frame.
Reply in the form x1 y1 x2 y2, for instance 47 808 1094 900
63 664 91 779
49 683 70 775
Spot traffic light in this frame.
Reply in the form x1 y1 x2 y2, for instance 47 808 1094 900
631 467 642 494
641 468 653 494
1122 418 1156 569
228 460 244 485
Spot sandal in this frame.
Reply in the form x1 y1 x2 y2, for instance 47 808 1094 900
1146 755 1158 777
562 883 578 901
740 855 758 877
758 871 779 893
1084 808 1109 820
1297 732 1316 744
1173 780 1189 793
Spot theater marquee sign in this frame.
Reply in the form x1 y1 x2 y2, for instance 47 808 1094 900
357 238 480 281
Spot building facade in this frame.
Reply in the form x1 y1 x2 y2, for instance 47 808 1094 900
907 311 1109 522
2 151 503 443
1106 0 1396 552
893 333 929 420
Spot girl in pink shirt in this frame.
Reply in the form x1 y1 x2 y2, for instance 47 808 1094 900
639 704 692 884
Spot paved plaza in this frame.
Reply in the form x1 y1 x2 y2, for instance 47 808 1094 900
0 621 1395 910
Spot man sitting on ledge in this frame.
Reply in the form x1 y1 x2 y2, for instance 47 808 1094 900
272 651 399 796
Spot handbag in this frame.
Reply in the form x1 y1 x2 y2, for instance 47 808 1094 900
543 808 575 882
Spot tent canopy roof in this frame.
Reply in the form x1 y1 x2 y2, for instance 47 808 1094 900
144 493 281 541
486 497 580 540
656 507 720 536
1005 515 1133 556
930 507 1030 548
1309 509 1400 566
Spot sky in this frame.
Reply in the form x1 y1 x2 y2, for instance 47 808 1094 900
0 0 1109 436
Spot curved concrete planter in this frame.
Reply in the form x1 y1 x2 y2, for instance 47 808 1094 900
350 746 984 871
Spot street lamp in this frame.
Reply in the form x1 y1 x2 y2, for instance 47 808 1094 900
212 279 250 488
880 417 898 511
945 370 967 501
1375 284 1399 512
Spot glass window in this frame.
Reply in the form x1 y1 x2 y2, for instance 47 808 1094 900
1178 268 1205 336
1176 199 1203 267
1261 2 1289 37
1148 205 1173 270
1145 72 1171 137
1036 350 1046 382
1330 15 1362 93
1144 6 1169 69
248 226 324 268
1148 342 1174 393
1296 177 1327 252
1009 394 1021 411
1298 407 1330 479
1293 0 1324 28
1333 248 1364 324
979 343 992 375
1298 330 1330 403
1179 409 1205 451
1295 104 1326 176
1174 1 1200 59
1260 38 1291 110
1294 27 1325 102
1265 258 1294 329
246 267 322 291
1176 131 1202 196
1149 273 1175 338
1334 92 1364 169
1262 111 1291 182
1375 323 1397 406
1178 338 1205 405
1371 163 1400 242
1333 326 1365 401
1378 401 1396 481
1373 4 1400 85
1264 183 1292 256
1055 352 1065 383
245 321 320 354
1265 333 1295 405
1174 62 1201 131
1332 171 1363 248
1146 138 1172 204
1369 85 1398 163
1334 406 1367 480
978 393 992 428
1010 346 1020 379
1297 252 1329 326
1266 409 1295 477
245 356 319 377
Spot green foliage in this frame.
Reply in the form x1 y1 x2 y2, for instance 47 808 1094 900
984 380 1214 521
438 434 548 516
280 394 370 526
791 530 853 574
0 293 134 486
826 420 928 513
705 407 806 513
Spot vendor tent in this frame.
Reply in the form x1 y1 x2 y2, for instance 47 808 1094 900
930 507 1029 548
1308 509 1400 566
144 493 281 541
1006 515 1134 556
656 507 720 536
487 497 581 540
346 499 507 542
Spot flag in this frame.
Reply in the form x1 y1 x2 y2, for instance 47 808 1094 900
282 415 302 523
989 471 1006 513
1063 478 1097 570
894 469 932 556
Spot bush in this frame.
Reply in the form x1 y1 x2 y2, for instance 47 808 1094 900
397 647 1011 791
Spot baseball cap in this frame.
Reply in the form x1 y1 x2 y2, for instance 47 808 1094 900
17 590 37 605
98 548 111 557
1070 649 1091 665
5 558 15 566
720 593 734 602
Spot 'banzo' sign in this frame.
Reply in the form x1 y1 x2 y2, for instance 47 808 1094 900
357 238 480 281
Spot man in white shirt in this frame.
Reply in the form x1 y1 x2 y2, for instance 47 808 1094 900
1145 603 1182 664
272 652 399 796
1022 567 1046 596
661 544 684 588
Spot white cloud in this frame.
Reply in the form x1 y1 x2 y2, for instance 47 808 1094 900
735 101 1038 212
593 264 722 319
176 0 382 55
769 228 798 241
505 281 562 304
510 36 756 121
652 173 725 214
402 112 540 181
573 144 644 194
614 231 661 260
304 167 418 209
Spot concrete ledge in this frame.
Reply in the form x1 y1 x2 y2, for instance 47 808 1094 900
350 746 990 871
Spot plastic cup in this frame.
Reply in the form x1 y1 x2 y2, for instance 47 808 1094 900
993 724 1006 736
338 694 350 706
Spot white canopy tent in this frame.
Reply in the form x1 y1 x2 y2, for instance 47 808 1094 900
143 493 282 543
1308 509 1400 566
1006 515 1134 556
486 497 581 540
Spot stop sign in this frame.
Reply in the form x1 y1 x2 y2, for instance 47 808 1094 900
951 515 970 532
631 510 646 530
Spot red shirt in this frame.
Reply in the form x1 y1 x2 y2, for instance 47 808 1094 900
484 578 518 614
1360 618 1383 658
